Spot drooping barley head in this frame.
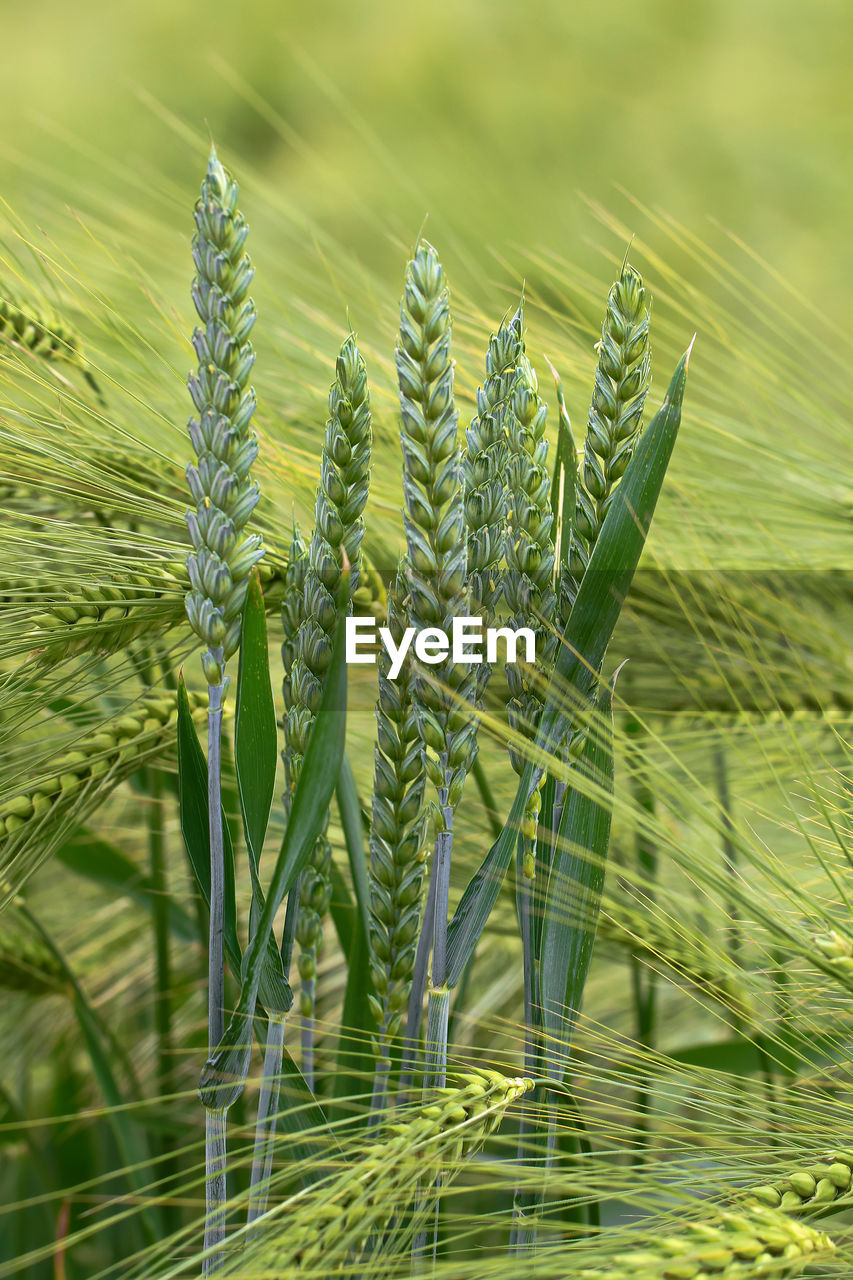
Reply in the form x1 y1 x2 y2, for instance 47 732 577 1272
231 1071 532 1275
576 1206 833 1279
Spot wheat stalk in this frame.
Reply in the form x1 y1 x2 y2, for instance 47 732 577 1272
397 241 475 1093
287 334 371 1089
183 146 262 1272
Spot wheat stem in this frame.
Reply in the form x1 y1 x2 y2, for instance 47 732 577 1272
247 1014 286 1224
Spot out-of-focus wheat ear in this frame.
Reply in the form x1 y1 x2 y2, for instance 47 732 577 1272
286 334 372 1091
561 262 650 618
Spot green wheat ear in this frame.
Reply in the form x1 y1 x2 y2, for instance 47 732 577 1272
463 305 523 623
398 240 476 806
504 331 555 780
184 147 263 687
562 262 650 615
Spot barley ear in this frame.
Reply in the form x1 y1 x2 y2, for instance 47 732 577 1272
576 1205 834 1279
0 289 102 398
750 1152 853 1213
239 1071 532 1273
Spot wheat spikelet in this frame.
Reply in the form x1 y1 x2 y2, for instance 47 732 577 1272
184 148 263 687
287 336 371 1033
576 1205 834 1279
233 1071 532 1274
562 263 650 615
367 567 428 1049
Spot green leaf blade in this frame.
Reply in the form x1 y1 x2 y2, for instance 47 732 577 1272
198 590 349 1111
235 569 278 869
176 677 241 975
540 682 615 1082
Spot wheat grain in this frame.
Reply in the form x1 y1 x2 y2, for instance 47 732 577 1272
751 1154 853 1213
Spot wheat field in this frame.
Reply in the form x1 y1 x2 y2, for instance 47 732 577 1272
2 5 853 1278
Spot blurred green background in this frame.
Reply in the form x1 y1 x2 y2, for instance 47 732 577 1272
3 0 852 314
